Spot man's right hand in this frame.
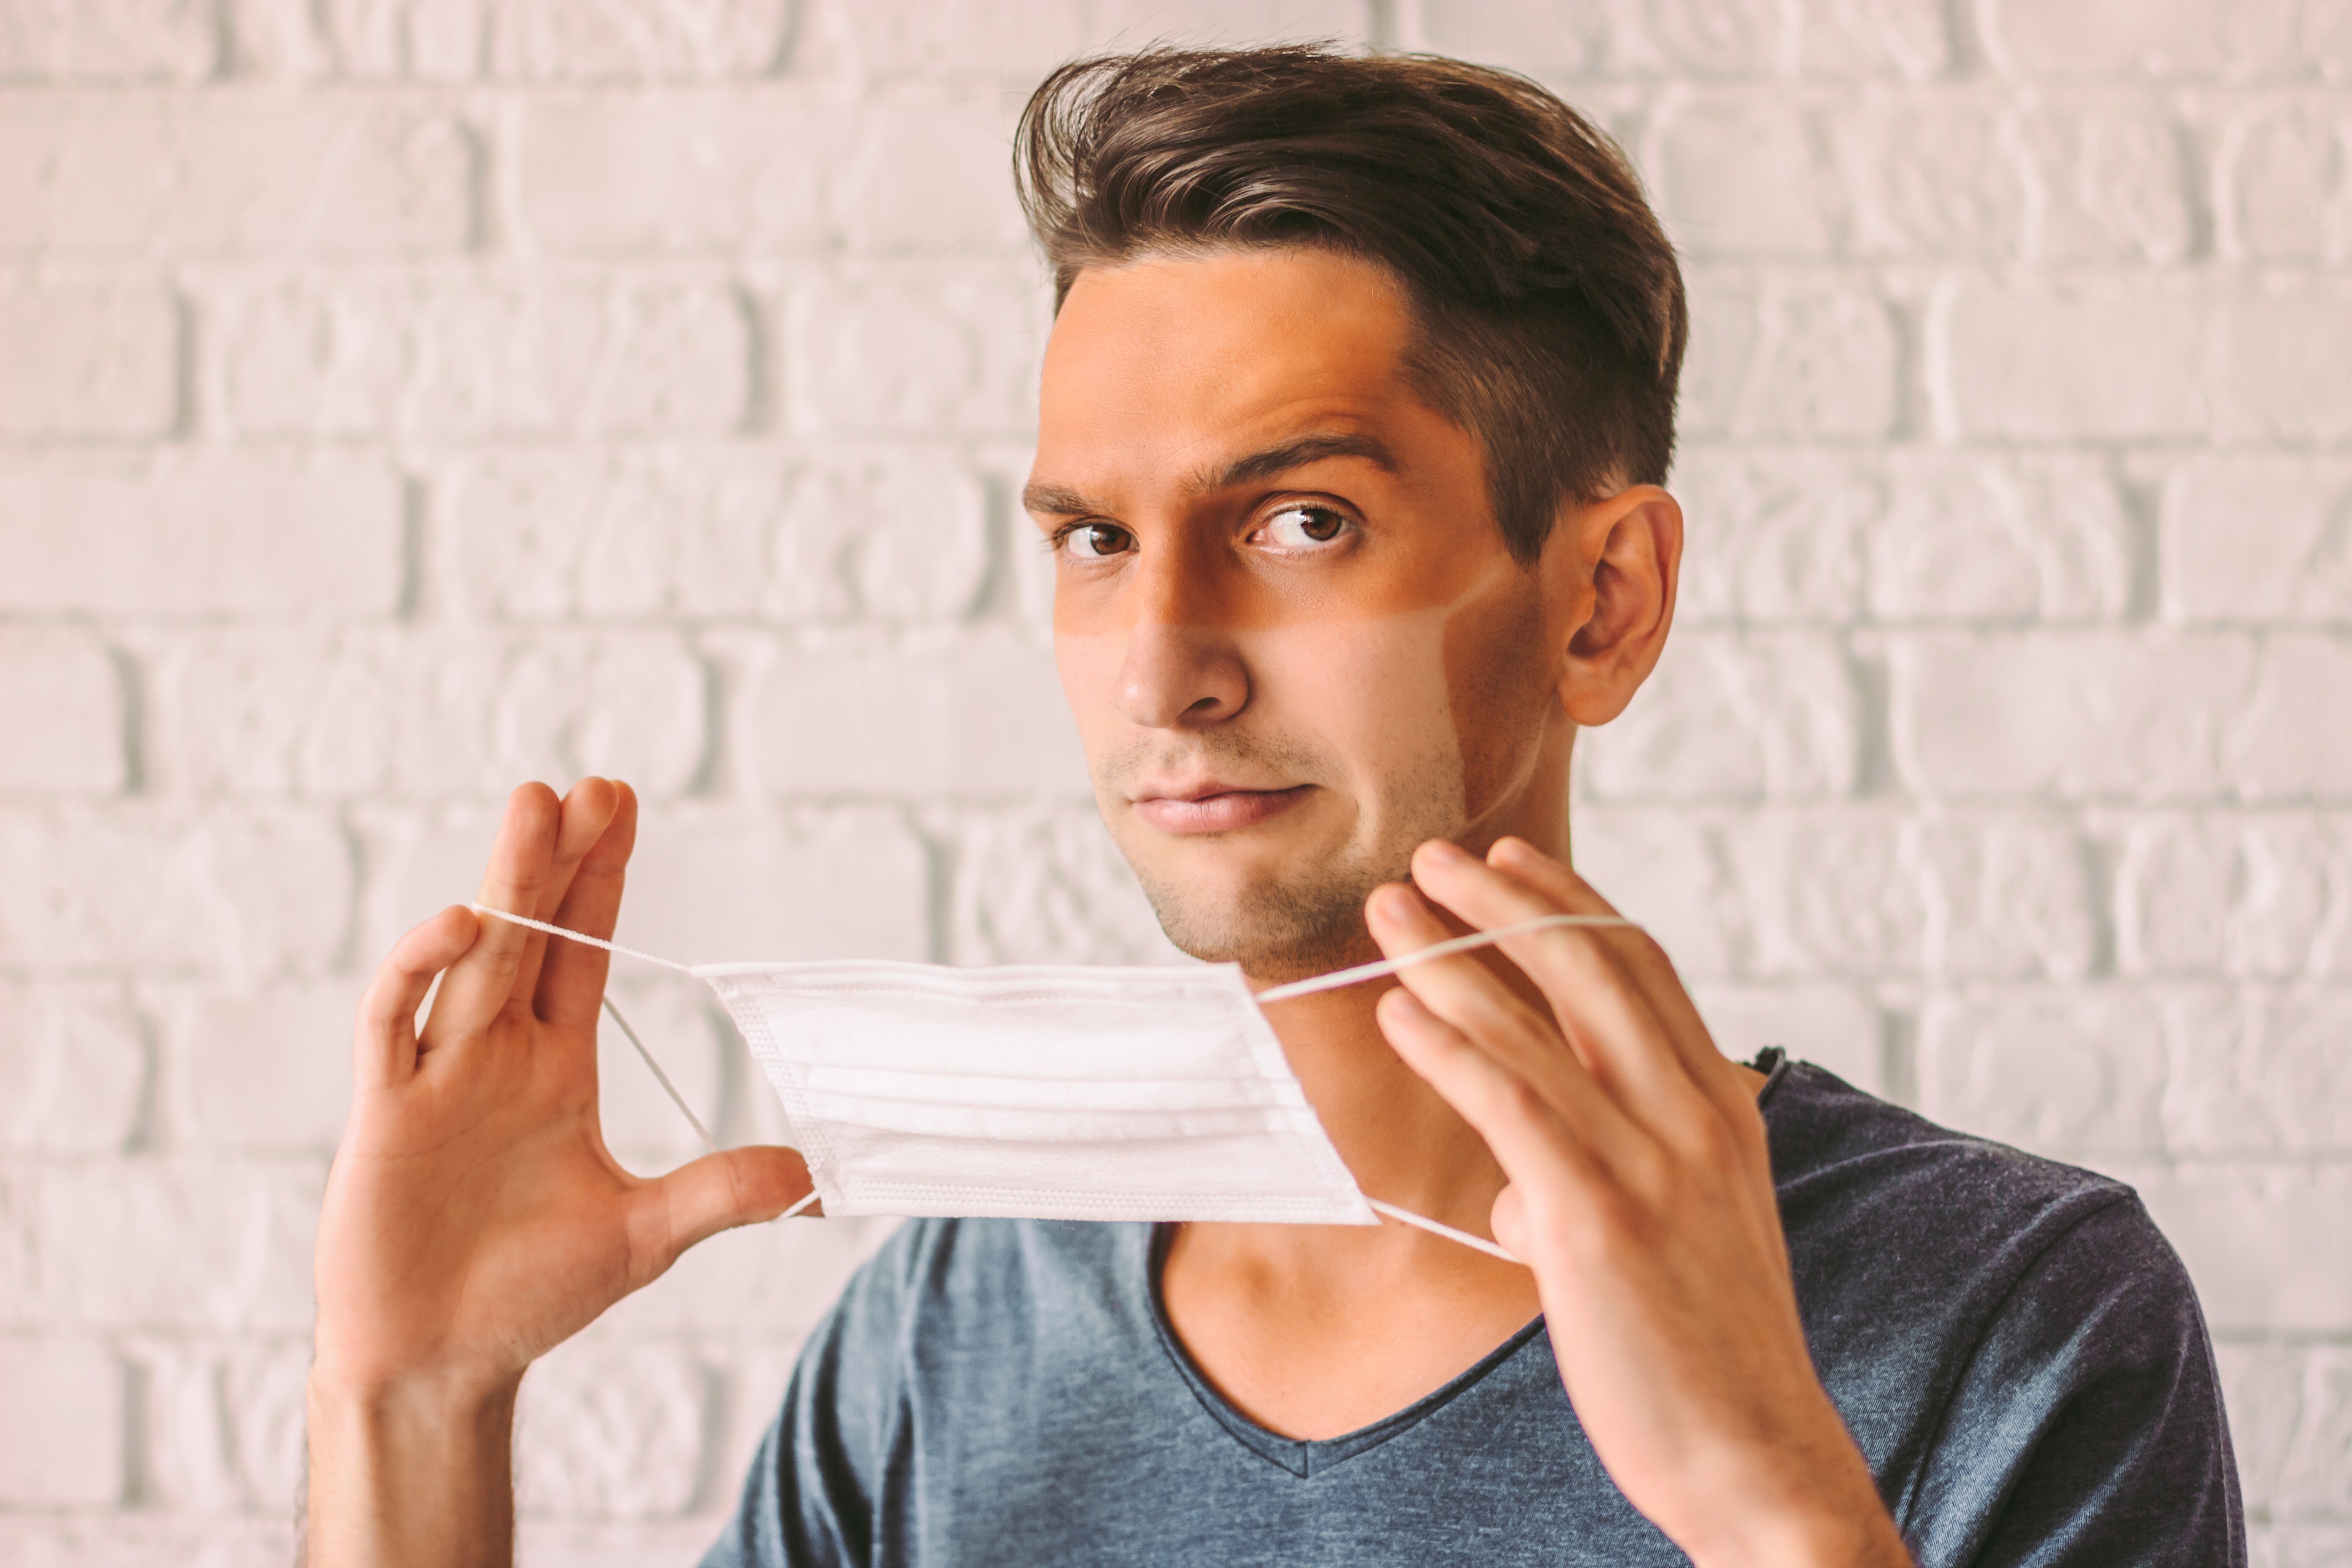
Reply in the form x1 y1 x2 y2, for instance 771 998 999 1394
304 779 811 1567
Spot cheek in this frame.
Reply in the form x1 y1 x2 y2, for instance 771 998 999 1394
1442 583 1553 817
1246 611 1461 782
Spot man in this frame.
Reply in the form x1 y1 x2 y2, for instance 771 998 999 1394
304 47 2242 1568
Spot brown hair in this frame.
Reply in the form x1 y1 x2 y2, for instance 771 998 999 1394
1014 45 1688 564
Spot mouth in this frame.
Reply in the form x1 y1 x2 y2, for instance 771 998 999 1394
1127 780 1315 835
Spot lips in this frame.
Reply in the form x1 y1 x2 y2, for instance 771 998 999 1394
1129 782 1313 834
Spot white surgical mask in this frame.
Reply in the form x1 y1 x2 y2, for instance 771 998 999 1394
472 904 1634 1263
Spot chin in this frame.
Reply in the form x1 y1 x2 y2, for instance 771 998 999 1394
1129 857 1386 982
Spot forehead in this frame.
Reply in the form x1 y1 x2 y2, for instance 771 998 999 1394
1035 249 1426 477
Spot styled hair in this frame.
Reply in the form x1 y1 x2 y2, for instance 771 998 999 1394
1014 44 1688 563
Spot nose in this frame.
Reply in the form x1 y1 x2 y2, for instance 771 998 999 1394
1114 551 1248 730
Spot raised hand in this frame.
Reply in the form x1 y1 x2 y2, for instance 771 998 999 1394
306 779 810 1567
1366 836 1912 1568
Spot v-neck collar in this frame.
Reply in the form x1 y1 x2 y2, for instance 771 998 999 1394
1140 1222 1550 1479
1137 1047 1794 1478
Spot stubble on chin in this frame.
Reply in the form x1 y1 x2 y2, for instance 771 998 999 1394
1097 732 1466 985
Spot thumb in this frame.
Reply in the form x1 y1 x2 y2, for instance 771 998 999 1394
635 1145 816 1268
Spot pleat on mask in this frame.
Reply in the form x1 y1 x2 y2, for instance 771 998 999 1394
470 904 1635 1262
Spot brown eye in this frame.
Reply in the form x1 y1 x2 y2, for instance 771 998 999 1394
1259 505 1351 549
1063 522 1134 559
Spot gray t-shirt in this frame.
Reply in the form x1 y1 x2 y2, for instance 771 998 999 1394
702 1054 2244 1566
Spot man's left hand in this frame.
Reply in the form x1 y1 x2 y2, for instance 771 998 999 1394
1366 835 1914 1568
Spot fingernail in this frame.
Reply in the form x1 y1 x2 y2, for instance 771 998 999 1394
1490 836 1535 863
1370 883 1416 922
1422 838 1470 864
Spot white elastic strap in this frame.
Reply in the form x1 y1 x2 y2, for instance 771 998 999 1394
600 995 716 1154
468 902 700 974
1253 913 1637 1004
1365 1198 1519 1264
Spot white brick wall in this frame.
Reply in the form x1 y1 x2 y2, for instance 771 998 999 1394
0 0 2345 1560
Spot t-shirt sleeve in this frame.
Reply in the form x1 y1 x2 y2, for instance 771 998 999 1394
698 1225 927 1568
1899 1193 2246 1568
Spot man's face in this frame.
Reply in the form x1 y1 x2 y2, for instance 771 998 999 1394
1026 248 1583 981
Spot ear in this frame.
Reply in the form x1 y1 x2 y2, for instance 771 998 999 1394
1545 484 1682 728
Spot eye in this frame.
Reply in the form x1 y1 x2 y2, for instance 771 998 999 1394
1059 522 1135 560
1256 504 1353 550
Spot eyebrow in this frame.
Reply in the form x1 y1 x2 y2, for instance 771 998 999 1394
1020 430 1396 520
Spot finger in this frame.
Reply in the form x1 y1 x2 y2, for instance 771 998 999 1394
536 779 638 1032
1412 839 1710 1121
426 783 561 1041
503 777 621 1022
1364 880 1603 1119
1375 985 1602 1205
355 905 478 1090
1487 836 1757 1118
630 1146 817 1281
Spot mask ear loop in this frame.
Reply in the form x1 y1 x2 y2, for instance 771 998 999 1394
1255 911 1643 1266
469 903 821 1223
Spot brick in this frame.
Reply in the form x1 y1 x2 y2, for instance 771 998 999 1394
2020 107 2193 263
2229 636 2352 800
841 0 1090 75
2215 282 2352 445
0 0 217 80
2165 986 2352 1154
1933 276 2206 441
1567 807 1744 980
2159 457 2352 623
1890 632 2257 800
1579 631 1860 800
24 1162 320 1330
1829 97 2026 257
439 446 989 624
0 97 473 256
746 628 1087 797
0 451 403 617
1404 0 1607 72
0 276 177 437
2220 106 2352 262
513 92 842 254
0 1517 292 1566
1648 94 1833 257
0 627 123 790
170 983 355 1153
1685 981 1882 1091
1725 806 1927 978
209 272 750 438
149 630 710 799
1917 812 2097 980
2122 1161 2352 1333
936 803 1181 966
1088 0 1371 50
2220 1343 2352 1521
361 804 928 970
836 91 1029 254
1867 452 2133 622
0 806 351 973
1619 0 1789 76
1680 273 1898 439
783 263 1047 436
2112 814 2345 978
0 982 146 1153
1795 0 1948 78
0 1338 120 1505
1979 0 2300 78
1917 987 2167 1156
588 1210 889 1338
306 0 795 80
515 1341 706 1519
130 1336 308 1511
1668 448 1869 625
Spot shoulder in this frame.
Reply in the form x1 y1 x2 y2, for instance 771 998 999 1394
1763 1060 2207 1368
